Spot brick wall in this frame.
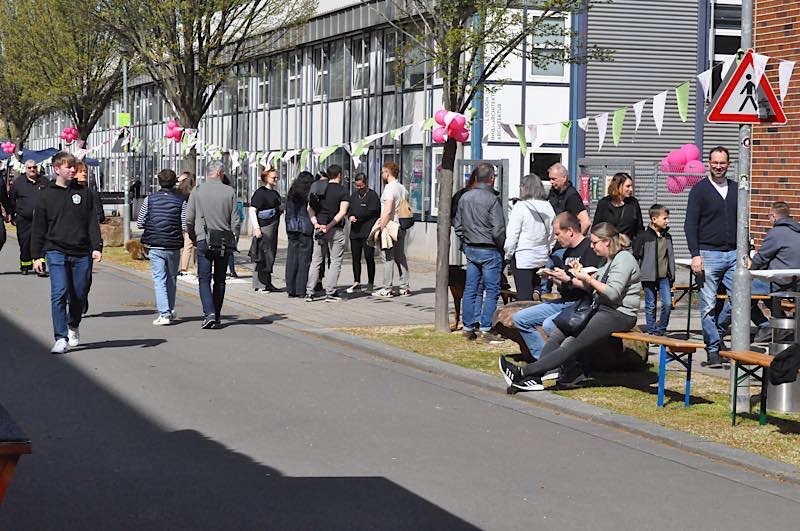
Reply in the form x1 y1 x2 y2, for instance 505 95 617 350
752 1 800 242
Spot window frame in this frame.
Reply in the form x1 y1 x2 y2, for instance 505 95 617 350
527 14 571 83
351 37 370 96
312 45 329 101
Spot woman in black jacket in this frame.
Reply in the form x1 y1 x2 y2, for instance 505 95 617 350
284 171 315 298
591 172 644 241
346 172 380 293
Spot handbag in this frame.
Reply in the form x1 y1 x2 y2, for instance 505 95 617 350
198 193 236 258
397 197 415 230
553 255 615 336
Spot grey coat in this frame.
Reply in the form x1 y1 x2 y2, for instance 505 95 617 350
453 183 506 250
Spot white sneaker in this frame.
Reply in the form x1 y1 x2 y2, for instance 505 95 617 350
346 282 361 294
181 273 197 281
542 369 560 381
153 315 172 326
371 288 395 298
67 327 80 347
51 338 70 354
170 310 178 320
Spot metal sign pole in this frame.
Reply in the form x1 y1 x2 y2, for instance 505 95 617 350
731 0 753 413
122 60 131 243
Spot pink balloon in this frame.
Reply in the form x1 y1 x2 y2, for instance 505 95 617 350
448 113 466 131
683 159 706 174
434 110 448 126
432 126 447 144
659 158 672 173
681 143 701 162
666 175 686 194
165 129 175 139
452 128 470 143
173 130 183 142
666 148 687 167
167 120 178 130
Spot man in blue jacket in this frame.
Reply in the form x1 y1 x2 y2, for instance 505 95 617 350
684 146 737 368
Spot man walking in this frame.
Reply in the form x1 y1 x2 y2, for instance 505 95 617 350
685 146 737 368
453 163 506 343
306 164 349 302
186 160 240 329
11 160 49 275
138 169 187 325
346 172 380 293
513 212 603 361
30 152 102 354
372 162 411 298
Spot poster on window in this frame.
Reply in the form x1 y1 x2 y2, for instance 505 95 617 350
410 158 424 215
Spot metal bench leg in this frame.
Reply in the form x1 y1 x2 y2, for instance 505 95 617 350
731 361 738 426
760 367 769 426
686 271 693 339
684 352 693 407
658 344 667 408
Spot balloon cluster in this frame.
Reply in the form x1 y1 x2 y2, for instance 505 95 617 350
1 141 16 154
660 143 706 194
60 126 79 144
165 120 184 142
432 110 470 144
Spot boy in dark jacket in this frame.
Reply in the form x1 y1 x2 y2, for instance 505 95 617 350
31 152 103 354
346 172 380 292
633 204 675 336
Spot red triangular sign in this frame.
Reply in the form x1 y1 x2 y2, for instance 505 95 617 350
707 49 787 124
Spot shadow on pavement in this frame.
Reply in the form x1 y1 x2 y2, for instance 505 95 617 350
85 309 155 319
0 312 477 530
72 338 169 351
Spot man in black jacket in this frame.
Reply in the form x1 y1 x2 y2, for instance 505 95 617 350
11 160 49 275
453 163 506 343
346 172 380 293
31 152 103 354
684 146 737 368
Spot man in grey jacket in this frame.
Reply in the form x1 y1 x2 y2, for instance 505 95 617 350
186 160 241 329
453 163 506 343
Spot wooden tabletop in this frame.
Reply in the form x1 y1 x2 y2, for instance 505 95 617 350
611 332 705 351
719 350 775 367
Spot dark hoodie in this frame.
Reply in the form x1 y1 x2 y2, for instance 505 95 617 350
751 217 800 271
30 181 102 258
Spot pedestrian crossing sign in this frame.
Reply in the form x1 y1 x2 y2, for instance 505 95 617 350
707 49 786 124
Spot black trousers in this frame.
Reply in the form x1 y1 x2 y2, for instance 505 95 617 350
350 236 375 284
16 216 33 269
285 233 313 297
0 219 6 252
511 257 541 301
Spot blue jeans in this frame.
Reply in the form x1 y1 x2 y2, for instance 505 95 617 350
643 278 672 335
512 301 571 359
149 248 181 317
45 251 92 340
197 240 230 320
698 250 736 354
462 246 503 332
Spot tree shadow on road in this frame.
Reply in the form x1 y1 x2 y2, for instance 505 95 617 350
0 313 477 529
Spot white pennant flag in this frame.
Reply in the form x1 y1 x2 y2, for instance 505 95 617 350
696 69 713 102
364 131 389 144
230 150 240 171
594 113 609 152
577 117 589 132
721 56 735 80
752 53 769 89
779 60 796 103
652 91 667 135
527 124 542 150
283 149 300 161
632 100 646 132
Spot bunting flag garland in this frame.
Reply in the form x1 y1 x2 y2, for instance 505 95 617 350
675 81 690 122
318 144 340 165
422 117 436 131
612 107 627 146
752 53 769 89
230 150 241 171
559 121 571 144
696 69 712 103
577 117 589 132
721 56 735 80
632 100 646 132
390 124 413 141
779 60 796 103
527 124 543 150
594 113 608 151
299 149 309 170
652 90 667 134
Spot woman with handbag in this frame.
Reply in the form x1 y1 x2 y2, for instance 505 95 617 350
248 168 282 292
504 174 555 301
499 222 641 391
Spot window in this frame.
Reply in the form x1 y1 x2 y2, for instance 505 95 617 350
714 4 741 30
384 31 398 88
238 78 249 110
402 147 426 216
529 152 563 182
329 42 345 99
404 45 428 90
287 53 301 104
352 37 369 95
313 46 329 99
257 60 269 108
530 17 566 77
269 57 283 108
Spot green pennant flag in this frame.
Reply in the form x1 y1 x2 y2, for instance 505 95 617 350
299 149 309 170
675 81 690 122
560 121 571 144
612 107 627 146
352 139 368 158
423 117 436 131
319 144 339 165
514 124 527 157
273 151 284 166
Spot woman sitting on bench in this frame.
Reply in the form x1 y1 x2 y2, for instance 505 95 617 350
499 222 642 390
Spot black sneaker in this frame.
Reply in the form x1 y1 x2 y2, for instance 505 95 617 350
479 331 506 345
701 352 726 369
498 356 522 385
463 329 478 341
201 316 216 329
21 268 28 275
512 376 544 392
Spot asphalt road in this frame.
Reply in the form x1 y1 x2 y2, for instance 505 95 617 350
1 246 800 530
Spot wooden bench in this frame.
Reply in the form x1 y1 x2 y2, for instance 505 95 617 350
612 332 706 408
0 403 31 506
718 350 792 427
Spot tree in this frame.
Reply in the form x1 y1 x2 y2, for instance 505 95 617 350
94 0 317 176
375 0 609 331
0 0 124 146
0 48 48 150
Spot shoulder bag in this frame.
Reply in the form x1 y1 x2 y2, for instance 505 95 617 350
553 255 615 336
198 192 236 258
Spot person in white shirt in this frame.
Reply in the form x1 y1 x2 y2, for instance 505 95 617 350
372 162 411 298
505 174 555 300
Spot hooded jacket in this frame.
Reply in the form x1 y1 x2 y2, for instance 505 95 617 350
751 217 800 274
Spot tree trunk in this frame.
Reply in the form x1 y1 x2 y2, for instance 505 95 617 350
434 137 458 332
181 115 200 178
